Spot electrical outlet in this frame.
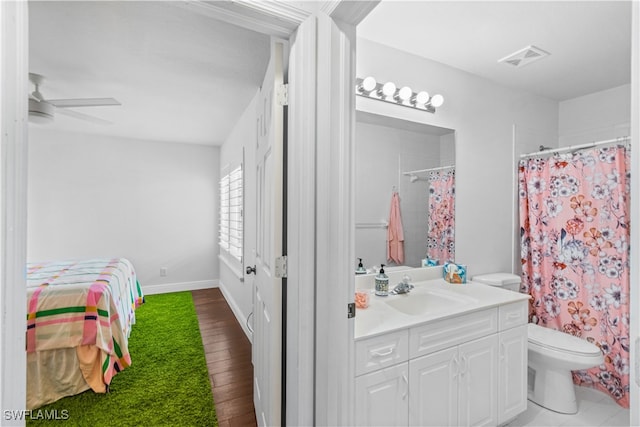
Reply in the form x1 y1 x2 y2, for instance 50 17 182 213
160 267 167 277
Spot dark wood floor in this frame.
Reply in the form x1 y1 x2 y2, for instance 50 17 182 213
192 288 257 427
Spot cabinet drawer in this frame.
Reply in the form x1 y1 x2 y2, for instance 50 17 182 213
409 309 497 358
356 330 409 376
499 301 528 330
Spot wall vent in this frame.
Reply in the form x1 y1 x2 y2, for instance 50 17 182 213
498 45 550 68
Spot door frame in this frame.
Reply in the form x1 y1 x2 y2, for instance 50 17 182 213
0 0 29 421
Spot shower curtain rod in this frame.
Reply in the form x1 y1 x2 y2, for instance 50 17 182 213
403 164 455 175
520 136 630 159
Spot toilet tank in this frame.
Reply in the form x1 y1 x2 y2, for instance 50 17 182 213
472 272 522 292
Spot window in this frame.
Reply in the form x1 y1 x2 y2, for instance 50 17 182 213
219 165 243 263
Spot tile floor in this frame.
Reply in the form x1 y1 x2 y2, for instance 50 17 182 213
508 386 629 426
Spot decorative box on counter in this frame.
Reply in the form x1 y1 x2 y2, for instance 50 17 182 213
422 258 439 267
443 262 467 284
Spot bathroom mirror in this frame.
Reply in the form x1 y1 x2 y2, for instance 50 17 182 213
355 110 455 271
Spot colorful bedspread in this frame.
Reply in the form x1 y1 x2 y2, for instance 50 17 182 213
26 258 144 385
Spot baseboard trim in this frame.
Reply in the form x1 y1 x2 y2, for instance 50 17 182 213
218 280 253 344
142 279 219 296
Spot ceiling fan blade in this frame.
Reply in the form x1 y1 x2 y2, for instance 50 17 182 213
47 98 121 108
56 108 113 125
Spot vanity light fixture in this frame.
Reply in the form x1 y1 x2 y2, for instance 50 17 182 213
396 86 413 104
356 76 444 113
430 94 444 108
380 81 397 100
412 91 430 106
357 76 377 94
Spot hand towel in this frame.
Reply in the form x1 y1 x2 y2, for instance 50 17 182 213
387 192 405 264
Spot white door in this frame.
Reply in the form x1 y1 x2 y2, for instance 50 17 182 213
409 347 458 427
498 325 528 424
355 363 409 426
458 335 499 427
253 40 285 427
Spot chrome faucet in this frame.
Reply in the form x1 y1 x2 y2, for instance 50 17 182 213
391 275 414 294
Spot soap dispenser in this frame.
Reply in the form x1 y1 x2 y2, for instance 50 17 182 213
375 264 389 296
355 258 367 275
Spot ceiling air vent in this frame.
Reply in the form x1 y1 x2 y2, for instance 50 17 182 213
498 45 550 68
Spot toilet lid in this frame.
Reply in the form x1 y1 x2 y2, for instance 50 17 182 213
528 323 602 356
472 273 521 286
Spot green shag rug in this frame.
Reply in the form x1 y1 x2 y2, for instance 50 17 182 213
27 291 217 426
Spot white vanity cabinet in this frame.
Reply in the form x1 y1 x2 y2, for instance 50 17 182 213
497 302 529 425
354 299 528 427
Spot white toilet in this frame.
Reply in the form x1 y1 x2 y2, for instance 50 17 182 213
472 273 604 414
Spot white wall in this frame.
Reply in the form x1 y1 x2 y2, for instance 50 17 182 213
27 128 219 293
440 133 455 165
218 90 259 339
357 38 559 276
559 83 631 145
355 119 450 269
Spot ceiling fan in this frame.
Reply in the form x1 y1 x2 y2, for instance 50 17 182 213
28 73 121 125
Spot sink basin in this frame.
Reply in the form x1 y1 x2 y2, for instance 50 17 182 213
384 290 474 316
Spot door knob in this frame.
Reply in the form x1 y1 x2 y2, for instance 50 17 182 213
246 265 256 275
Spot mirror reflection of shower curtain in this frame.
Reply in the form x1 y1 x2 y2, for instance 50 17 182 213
519 144 630 408
426 169 455 263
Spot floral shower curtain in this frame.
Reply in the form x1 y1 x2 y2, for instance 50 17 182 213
427 168 455 263
519 144 630 408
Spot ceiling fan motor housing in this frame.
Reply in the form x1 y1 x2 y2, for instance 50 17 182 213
28 98 55 123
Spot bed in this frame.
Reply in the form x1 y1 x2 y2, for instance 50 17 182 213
26 258 144 409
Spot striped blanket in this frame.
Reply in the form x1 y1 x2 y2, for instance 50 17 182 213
26 258 144 385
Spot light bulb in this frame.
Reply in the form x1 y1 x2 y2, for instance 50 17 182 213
381 81 396 98
361 76 377 92
430 94 444 108
413 91 430 105
397 86 412 102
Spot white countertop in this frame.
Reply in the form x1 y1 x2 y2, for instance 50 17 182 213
355 278 530 340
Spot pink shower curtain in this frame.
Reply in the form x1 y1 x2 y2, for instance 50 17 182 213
519 144 630 408
427 169 455 263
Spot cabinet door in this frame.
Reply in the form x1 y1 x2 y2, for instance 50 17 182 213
355 363 409 426
458 335 498 427
409 347 458 427
499 325 528 424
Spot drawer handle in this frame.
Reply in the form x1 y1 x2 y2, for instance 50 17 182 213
506 312 521 319
371 347 394 357
452 354 459 379
460 354 468 376
402 373 408 400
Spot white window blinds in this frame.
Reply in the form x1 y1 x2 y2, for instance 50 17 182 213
219 165 243 263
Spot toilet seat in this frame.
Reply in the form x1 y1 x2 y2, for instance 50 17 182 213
528 323 602 357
